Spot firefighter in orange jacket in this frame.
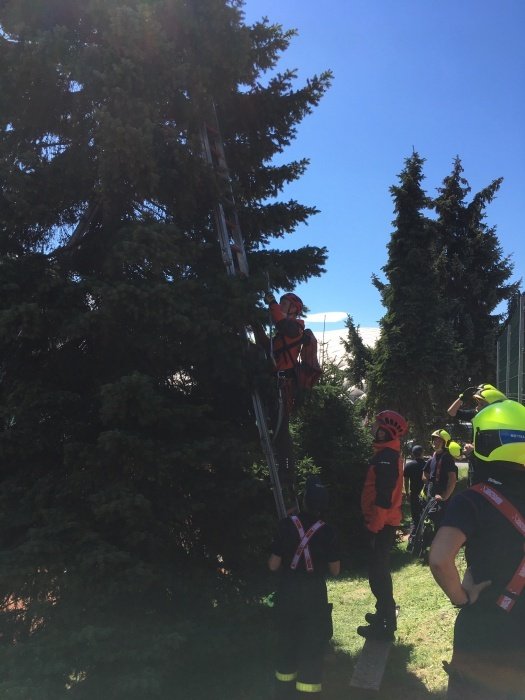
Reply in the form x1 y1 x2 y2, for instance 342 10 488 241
255 292 305 494
263 291 305 375
358 410 408 640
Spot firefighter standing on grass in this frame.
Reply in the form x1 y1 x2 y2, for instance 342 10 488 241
268 475 340 698
358 410 408 641
422 429 458 526
403 444 426 534
430 398 525 700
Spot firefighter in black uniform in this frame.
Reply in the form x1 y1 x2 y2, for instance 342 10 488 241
268 475 340 698
429 398 525 700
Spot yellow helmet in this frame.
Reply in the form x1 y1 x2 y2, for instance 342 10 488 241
448 441 461 458
431 429 451 445
473 384 506 405
472 399 525 465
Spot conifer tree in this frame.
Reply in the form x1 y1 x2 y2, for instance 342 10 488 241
0 1 329 695
367 153 457 439
432 157 519 387
341 314 373 390
293 361 371 555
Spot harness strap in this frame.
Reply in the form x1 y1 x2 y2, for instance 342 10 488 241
470 483 525 612
290 515 325 572
273 334 303 360
274 331 304 355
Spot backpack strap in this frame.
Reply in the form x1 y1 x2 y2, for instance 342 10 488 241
289 515 325 572
470 483 525 612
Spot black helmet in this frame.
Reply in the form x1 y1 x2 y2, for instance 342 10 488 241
411 444 424 457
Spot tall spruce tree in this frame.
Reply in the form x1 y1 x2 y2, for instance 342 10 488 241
341 314 373 390
432 157 519 387
0 1 330 696
367 153 457 439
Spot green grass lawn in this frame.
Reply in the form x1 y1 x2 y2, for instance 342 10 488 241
206 465 470 700
320 465 470 699
323 544 466 700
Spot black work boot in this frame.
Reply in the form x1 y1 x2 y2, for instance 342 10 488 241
364 605 399 625
356 622 395 641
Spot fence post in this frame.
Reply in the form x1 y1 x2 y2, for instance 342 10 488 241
519 293 524 404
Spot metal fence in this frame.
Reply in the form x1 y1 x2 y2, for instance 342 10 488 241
496 293 525 403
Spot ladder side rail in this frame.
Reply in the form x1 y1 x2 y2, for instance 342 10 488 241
201 125 240 275
201 109 286 519
213 203 237 276
202 114 250 274
252 391 287 520
518 293 524 404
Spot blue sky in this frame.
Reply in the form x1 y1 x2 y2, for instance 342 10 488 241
242 0 525 336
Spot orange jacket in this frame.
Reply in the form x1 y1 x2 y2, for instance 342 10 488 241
361 439 403 533
269 302 304 371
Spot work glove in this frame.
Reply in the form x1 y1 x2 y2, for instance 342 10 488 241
459 386 476 402
264 291 277 305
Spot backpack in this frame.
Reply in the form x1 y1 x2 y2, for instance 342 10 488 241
295 328 322 390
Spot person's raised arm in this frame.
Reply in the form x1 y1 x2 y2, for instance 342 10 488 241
447 398 463 418
447 386 476 417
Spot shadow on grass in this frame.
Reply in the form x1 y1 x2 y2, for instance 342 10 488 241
178 611 448 700
219 638 446 700
324 641 446 700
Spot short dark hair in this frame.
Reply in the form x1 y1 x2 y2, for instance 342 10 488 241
303 475 329 513
412 444 424 457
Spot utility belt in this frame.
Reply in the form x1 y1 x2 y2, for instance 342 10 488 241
276 369 296 380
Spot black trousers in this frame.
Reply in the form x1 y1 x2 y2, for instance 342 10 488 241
274 582 333 696
446 605 525 700
409 492 422 528
368 525 397 625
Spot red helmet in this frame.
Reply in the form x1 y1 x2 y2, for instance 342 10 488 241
375 410 408 439
280 292 303 316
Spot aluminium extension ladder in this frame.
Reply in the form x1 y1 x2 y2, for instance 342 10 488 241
200 105 287 520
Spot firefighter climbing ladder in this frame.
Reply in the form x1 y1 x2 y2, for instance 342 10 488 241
200 105 287 521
